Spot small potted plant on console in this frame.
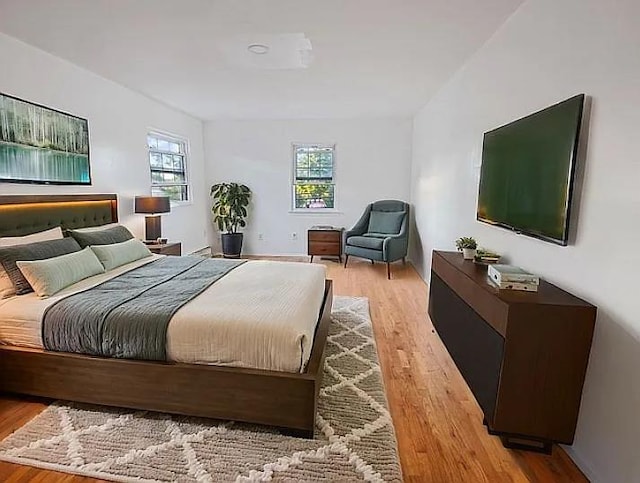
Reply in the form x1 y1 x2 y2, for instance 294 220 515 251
455 236 478 260
210 182 251 258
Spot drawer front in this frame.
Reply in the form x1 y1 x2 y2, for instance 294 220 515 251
309 241 341 255
162 245 182 256
429 272 504 423
151 244 181 256
308 231 341 243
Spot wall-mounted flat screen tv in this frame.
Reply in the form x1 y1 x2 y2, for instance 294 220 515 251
0 92 91 185
477 94 585 245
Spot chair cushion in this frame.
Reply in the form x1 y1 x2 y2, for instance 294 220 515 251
363 233 389 238
346 236 384 250
367 211 405 235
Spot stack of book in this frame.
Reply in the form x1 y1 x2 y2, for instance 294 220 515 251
474 249 501 264
487 264 539 292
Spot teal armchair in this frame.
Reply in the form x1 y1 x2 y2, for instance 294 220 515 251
344 200 409 279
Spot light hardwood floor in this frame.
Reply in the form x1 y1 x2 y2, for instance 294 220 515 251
0 257 587 482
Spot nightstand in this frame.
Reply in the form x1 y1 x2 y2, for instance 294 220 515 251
308 227 343 263
147 242 182 256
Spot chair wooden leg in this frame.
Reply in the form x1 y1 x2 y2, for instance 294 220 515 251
370 259 374 264
344 254 349 268
387 262 391 279
402 257 406 265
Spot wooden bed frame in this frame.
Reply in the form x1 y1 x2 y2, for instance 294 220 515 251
0 194 333 438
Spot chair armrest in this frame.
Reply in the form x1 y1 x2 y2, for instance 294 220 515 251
383 235 408 262
382 232 406 240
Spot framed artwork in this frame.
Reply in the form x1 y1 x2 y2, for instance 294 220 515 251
0 92 91 185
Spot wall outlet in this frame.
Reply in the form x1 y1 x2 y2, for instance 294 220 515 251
291 232 298 240
258 233 264 241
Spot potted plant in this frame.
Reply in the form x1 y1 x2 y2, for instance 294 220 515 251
210 182 251 258
455 236 478 260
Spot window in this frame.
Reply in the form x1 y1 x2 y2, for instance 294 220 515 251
293 144 335 209
147 132 189 202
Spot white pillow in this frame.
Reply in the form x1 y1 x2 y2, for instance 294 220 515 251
0 227 64 298
70 223 120 233
90 238 153 271
0 226 63 247
16 247 105 298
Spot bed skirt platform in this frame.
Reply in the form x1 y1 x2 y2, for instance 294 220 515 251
0 280 333 438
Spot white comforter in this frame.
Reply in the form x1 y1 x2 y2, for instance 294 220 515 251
0 256 326 373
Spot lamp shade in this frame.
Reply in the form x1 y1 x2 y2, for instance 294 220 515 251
134 196 170 214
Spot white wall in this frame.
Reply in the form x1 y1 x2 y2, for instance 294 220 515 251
409 0 640 481
204 118 412 255
0 33 209 254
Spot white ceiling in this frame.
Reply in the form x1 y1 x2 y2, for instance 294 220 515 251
0 0 523 120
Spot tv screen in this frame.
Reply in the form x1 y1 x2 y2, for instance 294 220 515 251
477 94 585 245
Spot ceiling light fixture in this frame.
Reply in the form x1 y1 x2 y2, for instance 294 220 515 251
247 44 269 55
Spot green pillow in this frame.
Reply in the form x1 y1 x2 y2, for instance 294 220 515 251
0 237 82 295
68 225 134 248
16 247 105 297
367 211 405 235
90 238 153 271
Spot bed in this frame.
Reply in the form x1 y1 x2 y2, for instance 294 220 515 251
0 194 333 438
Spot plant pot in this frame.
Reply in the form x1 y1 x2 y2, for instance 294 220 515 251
221 233 243 258
462 248 477 260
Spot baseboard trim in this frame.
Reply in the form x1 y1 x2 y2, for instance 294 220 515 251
208 249 310 261
561 445 601 483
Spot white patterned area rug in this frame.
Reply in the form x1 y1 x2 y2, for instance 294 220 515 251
0 296 402 482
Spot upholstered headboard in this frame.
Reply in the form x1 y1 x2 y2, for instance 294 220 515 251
0 194 118 237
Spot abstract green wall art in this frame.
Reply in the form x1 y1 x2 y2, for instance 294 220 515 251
0 93 91 185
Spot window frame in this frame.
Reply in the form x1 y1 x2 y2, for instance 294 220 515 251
147 130 191 205
290 143 338 212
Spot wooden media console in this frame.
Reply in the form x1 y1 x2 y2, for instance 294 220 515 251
428 250 596 453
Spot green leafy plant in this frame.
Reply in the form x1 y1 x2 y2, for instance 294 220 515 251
210 182 251 233
455 236 478 251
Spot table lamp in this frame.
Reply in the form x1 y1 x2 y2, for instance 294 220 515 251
134 196 170 243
